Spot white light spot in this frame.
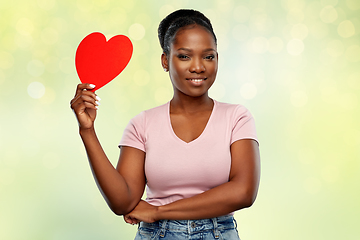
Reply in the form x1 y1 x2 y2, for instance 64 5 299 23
0 51 14 69
16 18 34 36
268 37 284 54
290 24 308 40
287 9 304 24
326 39 344 57
310 21 329 39
345 45 360 62
287 39 304 56
320 5 338 23
337 20 355 38
233 6 250 23
240 83 257 100
129 23 145 41
291 90 308 107
27 82 46 99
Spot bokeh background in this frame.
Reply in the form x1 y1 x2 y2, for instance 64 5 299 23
1 0 359 239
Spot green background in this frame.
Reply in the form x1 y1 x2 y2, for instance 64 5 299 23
1 0 359 239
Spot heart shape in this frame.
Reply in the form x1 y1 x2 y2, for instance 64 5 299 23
75 32 133 92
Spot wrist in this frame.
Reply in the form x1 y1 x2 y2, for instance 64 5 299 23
79 126 95 136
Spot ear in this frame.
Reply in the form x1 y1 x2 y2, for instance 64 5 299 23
161 53 169 71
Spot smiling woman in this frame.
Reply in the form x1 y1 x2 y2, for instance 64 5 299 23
70 9 260 240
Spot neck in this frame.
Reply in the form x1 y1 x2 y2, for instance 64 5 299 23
170 93 213 114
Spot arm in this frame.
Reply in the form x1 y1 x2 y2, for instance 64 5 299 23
70 83 146 215
124 139 260 223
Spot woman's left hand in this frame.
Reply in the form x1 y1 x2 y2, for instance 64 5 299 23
123 200 159 224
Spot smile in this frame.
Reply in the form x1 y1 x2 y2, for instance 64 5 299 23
187 78 207 82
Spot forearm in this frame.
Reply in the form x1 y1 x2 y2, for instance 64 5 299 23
79 127 135 215
156 180 256 220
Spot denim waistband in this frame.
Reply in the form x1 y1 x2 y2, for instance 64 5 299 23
138 215 237 237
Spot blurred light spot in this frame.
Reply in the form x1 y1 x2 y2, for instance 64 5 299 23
345 45 360 62
320 5 338 23
215 0 233 12
346 0 360 10
43 152 60 169
28 82 45 99
326 39 344 57
15 34 33 49
287 39 304 56
249 13 274 34
337 20 355 38
291 24 308 40
41 27 59 45
0 51 14 69
233 5 250 23
129 23 145 41
77 0 94 12
283 0 306 11
321 165 338 183
59 57 74 74
16 18 34 36
27 59 45 77
252 37 268 54
133 69 150 86
159 5 175 19
290 90 307 107
37 0 56 10
309 21 329 39
287 9 304 24
232 24 249 42
268 37 284 53
46 57 60 73
209 82 226 100
240 83 257 100
304 177 322 194
321 0 338 6
298 148 315 164
0 169 15 186
155 87 172 104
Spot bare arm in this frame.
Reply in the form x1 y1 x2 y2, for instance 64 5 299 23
70 83 146 215
124 139 260 223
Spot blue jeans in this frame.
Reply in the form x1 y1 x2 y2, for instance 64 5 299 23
134 215 240 240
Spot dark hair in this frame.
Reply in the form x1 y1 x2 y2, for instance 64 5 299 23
158 9 217 55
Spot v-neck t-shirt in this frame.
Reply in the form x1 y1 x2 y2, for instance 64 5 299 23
119 100 258 206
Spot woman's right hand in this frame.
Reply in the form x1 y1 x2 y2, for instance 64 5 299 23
70 83 100 130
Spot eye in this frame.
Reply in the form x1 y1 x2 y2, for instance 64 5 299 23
205 54 215 60
178 54 189 60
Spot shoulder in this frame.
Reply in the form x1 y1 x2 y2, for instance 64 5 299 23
214 100 253 119
129 102 168 125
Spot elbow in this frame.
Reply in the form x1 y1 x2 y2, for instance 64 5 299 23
107 200 134 216
234 188 258 210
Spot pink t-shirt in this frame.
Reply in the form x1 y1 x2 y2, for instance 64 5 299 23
119 100 258 206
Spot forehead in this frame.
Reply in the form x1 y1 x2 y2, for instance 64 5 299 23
171 25 217 50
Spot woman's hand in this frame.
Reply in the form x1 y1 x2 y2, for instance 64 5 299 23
70 83 100 130
123 200 159 224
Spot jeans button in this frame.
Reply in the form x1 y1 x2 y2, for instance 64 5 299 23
191 222 196 228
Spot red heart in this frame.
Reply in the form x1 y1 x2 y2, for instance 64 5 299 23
75 32 133 92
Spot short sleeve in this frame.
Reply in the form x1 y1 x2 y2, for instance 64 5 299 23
230 105 258 145
118 111 146 152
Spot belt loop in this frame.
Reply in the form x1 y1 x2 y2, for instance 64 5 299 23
211 217 220 239
159 220 168 238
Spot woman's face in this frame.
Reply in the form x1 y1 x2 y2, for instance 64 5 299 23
162 25 218 99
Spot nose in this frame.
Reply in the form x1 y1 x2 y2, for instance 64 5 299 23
189 58 205 73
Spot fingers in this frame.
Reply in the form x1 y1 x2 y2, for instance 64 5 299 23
70 83 101 110
123 215 140 225
74 83 96 97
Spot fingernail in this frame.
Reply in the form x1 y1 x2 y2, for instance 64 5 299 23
95 106 99 110
96 101 100 106
89 84 96 88
96 96 101 101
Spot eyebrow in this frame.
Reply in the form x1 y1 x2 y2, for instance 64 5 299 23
177 47 217 53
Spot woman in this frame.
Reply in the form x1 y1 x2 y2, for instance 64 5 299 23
70 9 260 240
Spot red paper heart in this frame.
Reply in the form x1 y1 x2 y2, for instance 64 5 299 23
75 32 133 92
